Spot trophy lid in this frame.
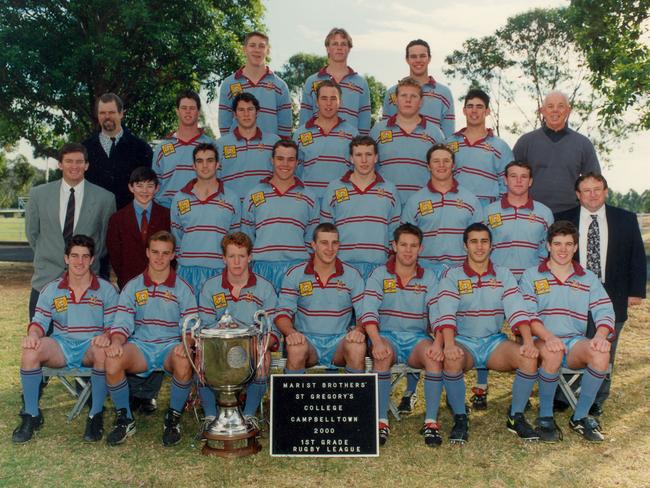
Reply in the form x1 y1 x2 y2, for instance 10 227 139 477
199 310 258 338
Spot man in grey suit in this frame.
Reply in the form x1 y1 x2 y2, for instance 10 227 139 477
26 142 116 319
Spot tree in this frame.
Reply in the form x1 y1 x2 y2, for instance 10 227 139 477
443 8 628 161
568 0 650 130
277 52 387 126
0 153 38 208
0 1 265 159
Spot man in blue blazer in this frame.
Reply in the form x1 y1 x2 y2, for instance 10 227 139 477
25 143 116 320
554 172 646 414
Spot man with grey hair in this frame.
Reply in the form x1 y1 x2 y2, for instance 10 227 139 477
512 91 600 214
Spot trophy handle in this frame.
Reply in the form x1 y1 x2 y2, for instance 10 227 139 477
181 314 202 378
253 310 272 371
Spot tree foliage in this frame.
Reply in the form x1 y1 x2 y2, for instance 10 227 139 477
568 0 650 130
277 52 387 126
0 152 38 208
443 8 627 162
0 0 265 158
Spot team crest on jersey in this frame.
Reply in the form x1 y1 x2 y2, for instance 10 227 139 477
177 198 191 215
389 92 397 106
229 83 243 96
534 279 550 295
299 132 314 146
336 280 346 292
379 130 393 144
299 281 313 297
243 292 254 302
251 191 266 207
311 81 323 94
486 278 499 288
335 188 350 203
419 200 434 216
488 213 503 228
161 143 176 156
447 141 460 153
383 279 397 293
212 292 227 309
413 284 425 294
223 145 237 159
294 192 304 201
457 279 473 294
53 296 68 312
135 289 149 305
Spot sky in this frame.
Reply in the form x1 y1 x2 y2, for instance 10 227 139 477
261 0 650 193
17 0 648 193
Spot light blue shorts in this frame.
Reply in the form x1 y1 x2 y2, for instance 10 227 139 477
381 330 431 365
305 332 347 367
253 260 302 291
130 339 178 377
560 335 588 367
455 333 508 369
53 336 93 369
177 265 222 298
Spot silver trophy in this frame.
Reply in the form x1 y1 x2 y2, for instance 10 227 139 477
182 309 272 457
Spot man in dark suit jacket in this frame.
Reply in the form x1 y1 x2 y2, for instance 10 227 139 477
25 143 116 320
83 93 153 211
555 172 646 414
107 167 171 289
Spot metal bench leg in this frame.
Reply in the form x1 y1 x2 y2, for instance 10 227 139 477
68 378 91 422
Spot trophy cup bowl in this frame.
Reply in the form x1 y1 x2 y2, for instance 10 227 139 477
182 310 271 457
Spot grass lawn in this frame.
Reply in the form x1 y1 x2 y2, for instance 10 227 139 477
0 217 26 242
1 261 649 488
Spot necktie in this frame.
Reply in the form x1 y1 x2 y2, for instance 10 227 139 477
63 187 75 243
109 137 116 157
586 214 601 278
140 211 149 244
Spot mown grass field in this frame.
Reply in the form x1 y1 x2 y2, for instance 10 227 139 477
1 261 649 488
0 217 26 242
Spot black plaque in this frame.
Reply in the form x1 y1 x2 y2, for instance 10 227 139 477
270 373 378 457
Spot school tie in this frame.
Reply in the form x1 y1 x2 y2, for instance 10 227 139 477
586 214 601 279
109 137 116 157
63 187 75 243
140 211 149 244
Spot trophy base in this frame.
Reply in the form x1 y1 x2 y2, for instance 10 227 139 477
202 430 261 458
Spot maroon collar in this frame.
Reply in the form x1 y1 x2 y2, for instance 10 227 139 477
340 170 384 191
386 114 426 129
385 255 424 279
165 128 205 144
427 178 459 195
179 178 224 199
453 127 494 145
261 176 304 194
318 66 356 78
500 194 534 210
538 259 586 276
143 268 177 287
305 115 345 132
233 126 263 142
234 66 272 80
58 272 100 291
462 259 496 278
221 267 257 292
304 255 344 278
423 76 437 88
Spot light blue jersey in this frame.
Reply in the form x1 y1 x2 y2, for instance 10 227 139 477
383 77 455 138
370 115 444 204
215 128 279 201
218 67 292 139
293 117 357 199
445 129 514 205
300 68 371 135
152 130 216 208
484 196 554 279
401 180 484 267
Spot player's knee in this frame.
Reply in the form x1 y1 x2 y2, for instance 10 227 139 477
590 350 610 370
344 340 366 358
171 356 192 381
286 342 309 361
90 347 106 369
104 356 123 377
20 349 41 369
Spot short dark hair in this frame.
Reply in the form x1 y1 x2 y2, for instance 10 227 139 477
504 160 532 178
464 88 490 109
65 234 95 257
575 172 608 191
232 92 260 112
426 143 455 165
193 143 218 162
316 79 342 98
547 220 578 245
95 93 124 114
244 31 269 45
349 135 377 155
221 232 253 255
176 89 201 111
463 223 492 245
405 39 431 58
148 230 176 249
394 223 423 245
313 222 338 241
129 166 159 186
272 139 298 158
58 143 88 163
